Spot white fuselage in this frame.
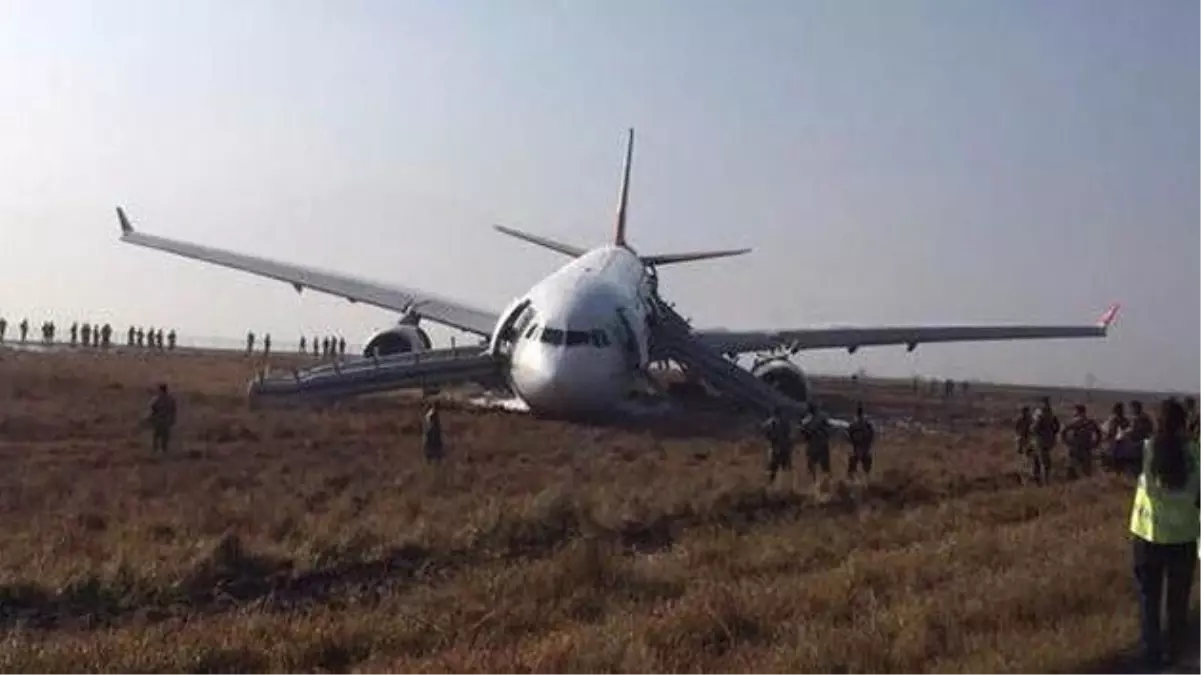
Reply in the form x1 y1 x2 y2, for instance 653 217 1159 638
487 245 656 415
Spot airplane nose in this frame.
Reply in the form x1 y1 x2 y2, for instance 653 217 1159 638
511 345 595 414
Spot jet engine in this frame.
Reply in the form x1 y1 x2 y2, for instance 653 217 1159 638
362 324 432 357
750 356 810 404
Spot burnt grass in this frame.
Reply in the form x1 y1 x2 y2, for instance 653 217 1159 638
0 347 1195 672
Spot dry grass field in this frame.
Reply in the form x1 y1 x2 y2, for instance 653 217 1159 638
0 346 1196 673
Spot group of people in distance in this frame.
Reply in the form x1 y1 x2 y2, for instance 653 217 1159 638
1013 396 1190 483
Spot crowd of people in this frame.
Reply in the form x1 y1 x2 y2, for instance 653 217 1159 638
0 316 179 350
750 393 1198 670
1000 394 1198 669
244 331 351 359
759 402 876 486
0 316 355 359
1013 395 1199 483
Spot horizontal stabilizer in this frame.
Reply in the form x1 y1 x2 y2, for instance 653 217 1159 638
493 225 586 258
641 249 751 266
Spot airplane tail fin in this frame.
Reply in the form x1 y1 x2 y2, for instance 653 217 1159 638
613 128 750 266
493 128 749 267
614 127 633 247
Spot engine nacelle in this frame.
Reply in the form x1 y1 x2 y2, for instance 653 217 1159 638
362 324 432 358
750 356 811 404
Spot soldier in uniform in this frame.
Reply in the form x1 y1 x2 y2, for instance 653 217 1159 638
18 318 28 343
263 333 272 357
761 408 794 484
800 402 833 483
127 325 135 347
1061 403 1102 478
135 326 145 348
145 383 178 454
422 401 444 463
1014 405 1033 456
246 330 256 355
100 323 112 349
338 336 346 357
1102 401 1132 469
299 335 307 354
1030 397 1061 483
0 316 6 342
70 322 79 347
1185 396 1199 441
846 404 876 479
81 322 91 347
1124 400 1155 471
312 336 319 357
1130 400 1155 444
167 329 177 350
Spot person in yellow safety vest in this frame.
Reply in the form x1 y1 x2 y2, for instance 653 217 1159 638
1128 398 1199 670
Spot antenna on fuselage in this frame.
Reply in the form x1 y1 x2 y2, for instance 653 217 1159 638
613 127 634 248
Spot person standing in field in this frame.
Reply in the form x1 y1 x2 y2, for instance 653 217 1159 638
1101 401 1132 471
1014 405 1033 456
1030 397 1060 483
800 402 833 485
846 404 876 480
1061 403 1102 478
145 383 178 454
1130 399 1155 447
422 401 444 463
761 408 794 484
1128 398 1199 669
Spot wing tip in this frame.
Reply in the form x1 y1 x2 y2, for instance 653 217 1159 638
1097 302 1121 330
116 206 133 235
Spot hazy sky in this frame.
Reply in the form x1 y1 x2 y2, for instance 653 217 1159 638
0 0 1196 392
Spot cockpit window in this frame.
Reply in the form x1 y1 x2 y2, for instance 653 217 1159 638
536 327 612 348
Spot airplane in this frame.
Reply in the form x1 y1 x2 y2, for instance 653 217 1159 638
114 128 1120 419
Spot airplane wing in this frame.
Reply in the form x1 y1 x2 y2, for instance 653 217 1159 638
114 207 500 336
692 304 1120 356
